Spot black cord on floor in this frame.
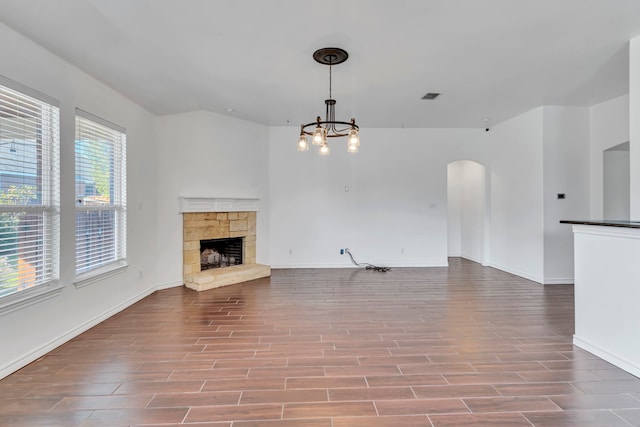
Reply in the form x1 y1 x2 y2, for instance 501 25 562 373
345 248 391 272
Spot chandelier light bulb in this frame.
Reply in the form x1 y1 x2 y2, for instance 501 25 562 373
348 128 360 147
347 142 358 153
297 134 309 151
313 126 325 145
319 143 330 155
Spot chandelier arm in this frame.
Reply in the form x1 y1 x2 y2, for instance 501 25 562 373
301 120 359 136
325 98 335 133
330 103 337 133
325 100 330 124
301 120 359 129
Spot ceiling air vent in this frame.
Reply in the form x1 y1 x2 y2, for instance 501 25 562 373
421 92 440 100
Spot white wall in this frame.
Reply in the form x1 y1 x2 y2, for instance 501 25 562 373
0 23 159 378
155 111 270 286
630 36 640 218
542 107 590 283
268 127 488 268
603 147 630 220
488 108 544 282
488 106 589 284
589 95 629 218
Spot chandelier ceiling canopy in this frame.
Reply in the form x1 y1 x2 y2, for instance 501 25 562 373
297 47 359 155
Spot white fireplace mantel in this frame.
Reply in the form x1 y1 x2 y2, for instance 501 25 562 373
179 197 259 213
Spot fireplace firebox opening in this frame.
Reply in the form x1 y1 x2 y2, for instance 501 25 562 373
200 237 243 271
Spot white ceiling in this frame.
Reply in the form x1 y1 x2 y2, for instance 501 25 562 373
1 0 640 128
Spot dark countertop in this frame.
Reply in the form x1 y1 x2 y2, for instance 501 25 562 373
560 220 640 229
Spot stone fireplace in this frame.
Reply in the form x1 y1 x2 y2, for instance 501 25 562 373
180 197 270 291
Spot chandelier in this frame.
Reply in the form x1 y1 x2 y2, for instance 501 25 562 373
297 47 360 155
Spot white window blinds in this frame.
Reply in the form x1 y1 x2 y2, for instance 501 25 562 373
0 81 60 298
75 110 126 275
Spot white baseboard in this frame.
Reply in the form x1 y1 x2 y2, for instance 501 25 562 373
155 280 184 290
271 263 357 269
0 281 179 380
487 262 543 284
574 335 640 378
271 260 449 269
543 277 574 285
460 254 483 264
488 263 573 285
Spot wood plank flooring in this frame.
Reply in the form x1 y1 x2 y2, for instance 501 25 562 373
2 258 640 426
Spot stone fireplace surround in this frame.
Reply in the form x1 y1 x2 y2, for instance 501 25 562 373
180 197 270 291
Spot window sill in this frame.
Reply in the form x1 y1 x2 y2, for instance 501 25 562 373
74 261 129 289
0 281 64 317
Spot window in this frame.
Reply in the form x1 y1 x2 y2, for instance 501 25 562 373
0 79 60 299
75 110 126 278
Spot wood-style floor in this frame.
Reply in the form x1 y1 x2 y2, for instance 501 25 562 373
2 258 640 426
